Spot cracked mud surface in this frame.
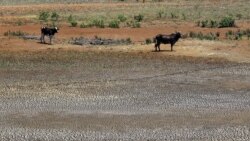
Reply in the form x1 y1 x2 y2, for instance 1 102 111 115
0 51 250 140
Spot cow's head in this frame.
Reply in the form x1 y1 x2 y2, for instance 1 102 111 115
54 27 59 33
175 32 181 38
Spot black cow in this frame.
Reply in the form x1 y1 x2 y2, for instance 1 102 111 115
40 27 59 44
154 32 181 52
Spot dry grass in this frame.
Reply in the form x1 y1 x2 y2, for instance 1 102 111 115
1 0 250 26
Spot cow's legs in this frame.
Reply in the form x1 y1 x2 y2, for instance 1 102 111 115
171 43 174 51
49 36 53 44
155 43 158 51
155 43 160 51
40 34 45 43
158 43 161 51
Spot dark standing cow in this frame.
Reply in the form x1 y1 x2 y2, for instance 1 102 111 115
40 27 59 44
154 32 181 52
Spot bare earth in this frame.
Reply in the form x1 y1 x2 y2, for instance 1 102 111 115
0 3 250 140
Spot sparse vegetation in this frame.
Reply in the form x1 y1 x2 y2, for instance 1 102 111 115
109 20 120 28
117 14 127 22
68 14 78 27
39 11 50 22
51 12 60 24
70 21 78 27
219 17 235 28
4 30 28 37
80 23 90 28
225 29 250 40
131 21 141 28
157 10 165 19
145 38 153 44
170 12 178 19
16 20 24 26
201 20 208 28
189 31 219 40
134 14 144 22
198 17 235 28
92 18 105 28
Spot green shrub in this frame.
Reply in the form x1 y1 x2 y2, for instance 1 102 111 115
92 19 105 28
196 21 201 27
219 17 235 28
126 38 132 44
224 30 250 40
51 12 59 22
210 20 218 28
117 14 127 22
67 14 78 27
182 13 186 20
39 11 50 22
132 21 141 28
236 13 242 20
201 20 208 27
246 29 250 40
68 14 74 22
70 21 78 27
157 10 164 19
80 23 90 28
16 20 24 26
145 38 152 44
109 20 120 28
134 14 144 22
4 30 27 37
170 12 178 19
189 31 218 40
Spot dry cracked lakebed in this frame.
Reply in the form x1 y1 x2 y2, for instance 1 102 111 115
0 51 250 140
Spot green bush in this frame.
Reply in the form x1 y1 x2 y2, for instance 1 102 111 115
67 14 78 27
145 38 152 44
4 30 27 37
92 19 105 28
80 23 90 28
210 20 218 28
219 17 235 28
201 20 208 27
189 31 218 40
16 20 24 26
198 18 234 28
182 13 186 20
117 14 127 22
132 21 141 28
134 14 144 22
126 38 132 44
170 12 178 19
157 10 164 19
39 11 50 22
68 14 74 22
236 13 243 20
109 20 120 28
70 21 78 27
51 12 59 22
